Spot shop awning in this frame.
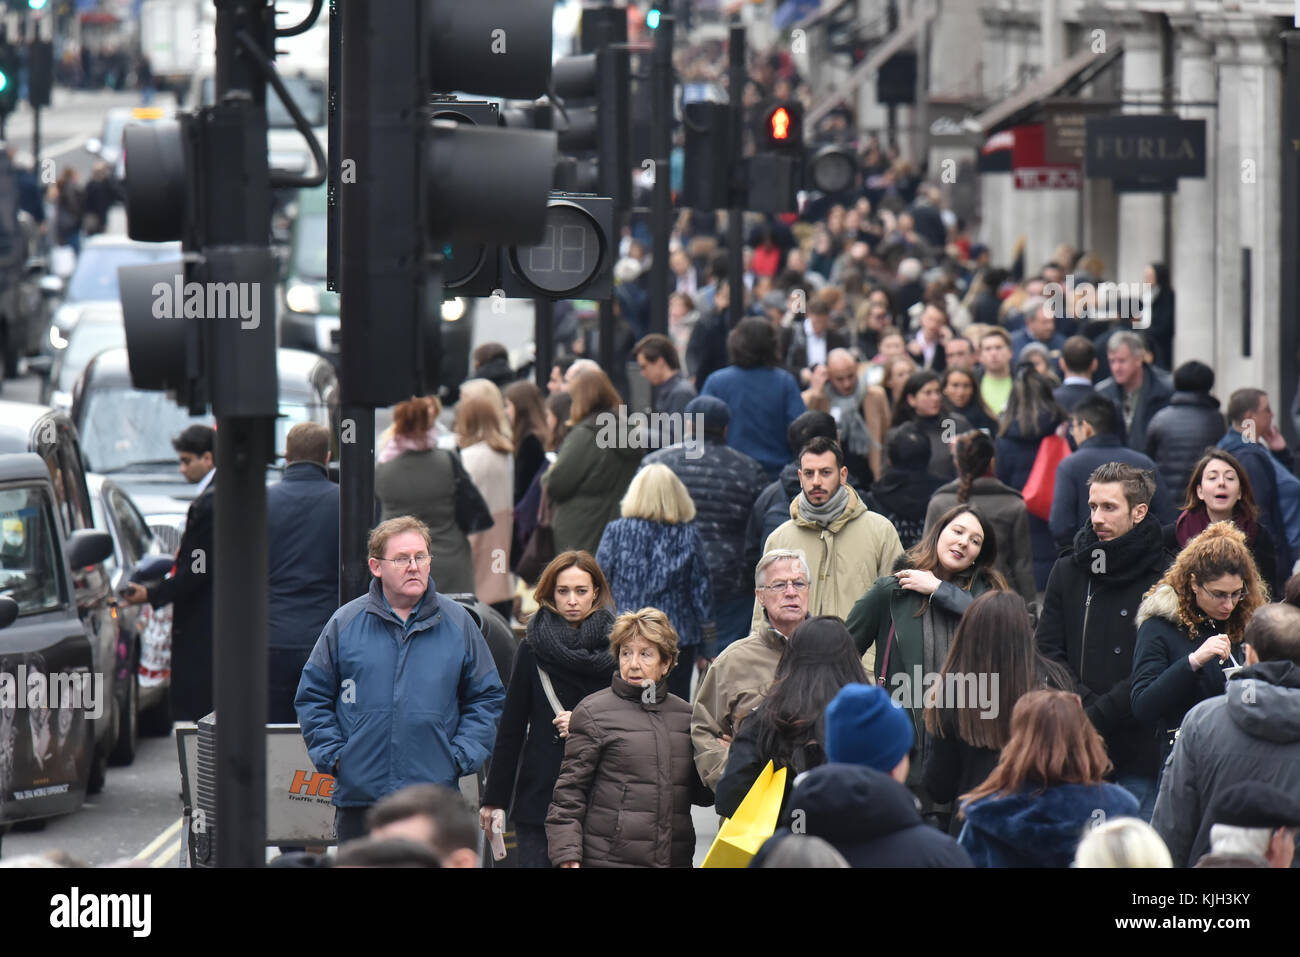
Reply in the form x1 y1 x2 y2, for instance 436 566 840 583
967 43 1124 135
805 2 938 127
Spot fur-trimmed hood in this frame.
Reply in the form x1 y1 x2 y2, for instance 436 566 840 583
1136 582 1182 630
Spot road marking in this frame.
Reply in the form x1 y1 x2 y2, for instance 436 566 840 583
135 816 183 861
41 133 97 161
149 838 182 868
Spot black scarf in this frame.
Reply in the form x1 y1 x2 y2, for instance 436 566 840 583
1070 513 1166 584
526 606 616 682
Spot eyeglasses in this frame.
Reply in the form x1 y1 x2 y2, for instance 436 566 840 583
1196 582 1247 603
379 554 431 568
760 579 810 594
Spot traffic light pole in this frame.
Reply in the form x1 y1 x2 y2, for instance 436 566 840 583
649 14 673 336
727 20 745 322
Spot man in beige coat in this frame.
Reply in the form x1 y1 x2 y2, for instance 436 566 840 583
692 549 811 791
750 436 903 632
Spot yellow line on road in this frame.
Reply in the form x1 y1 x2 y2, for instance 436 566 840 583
149 839 182 868
135 816 183 861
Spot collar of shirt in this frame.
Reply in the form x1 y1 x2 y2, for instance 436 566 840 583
1062 375 1092 387
196 467 216 496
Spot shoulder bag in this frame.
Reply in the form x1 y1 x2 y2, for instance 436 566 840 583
448 449 494 534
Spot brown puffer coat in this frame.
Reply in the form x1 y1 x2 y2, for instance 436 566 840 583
546 675 711 867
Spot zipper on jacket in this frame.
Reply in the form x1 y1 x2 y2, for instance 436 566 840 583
1079 580 1094 688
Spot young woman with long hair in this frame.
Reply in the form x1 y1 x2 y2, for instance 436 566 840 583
454 379 516 619
941 365 997 434
714 617 869 820
922 591 1071 835
503 380 551 506
887 370 971 481
957 690 1140 867
479 551 615 868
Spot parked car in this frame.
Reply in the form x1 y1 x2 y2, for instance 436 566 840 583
34 303 125 411
84 105 168 180
86 474 175 740
0 400 128 798
0 453 114 839
43 235 181 363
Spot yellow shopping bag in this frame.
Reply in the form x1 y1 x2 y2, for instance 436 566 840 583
701 760 788 868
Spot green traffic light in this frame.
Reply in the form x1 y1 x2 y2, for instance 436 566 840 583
29 0 49 9
646 8 660 28
0 73 9 94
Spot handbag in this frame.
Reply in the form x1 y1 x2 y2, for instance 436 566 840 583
701 760 789 869
449 449 494 534
515 487 556 584
1022 433 1071 521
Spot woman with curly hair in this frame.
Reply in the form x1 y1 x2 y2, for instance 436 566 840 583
1131 522 1267 774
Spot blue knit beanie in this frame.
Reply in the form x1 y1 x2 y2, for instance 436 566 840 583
824 683 914 772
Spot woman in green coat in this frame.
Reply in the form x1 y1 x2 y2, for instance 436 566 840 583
846 503 1008 830
543 367 644 555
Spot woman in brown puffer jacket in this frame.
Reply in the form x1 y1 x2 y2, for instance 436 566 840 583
546 608 714 868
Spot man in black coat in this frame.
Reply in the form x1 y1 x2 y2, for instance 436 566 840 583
1036 461 1173 819
1049 395 1176 549
1094 330 1173 452
1151 604 1300 866
121 425 217 723
1054 336 1101 416
266 423 340 724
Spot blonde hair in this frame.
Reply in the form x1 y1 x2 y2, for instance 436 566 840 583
620 464 696 524
609 607 680 676
454 379 513 454
1073 819 1173 869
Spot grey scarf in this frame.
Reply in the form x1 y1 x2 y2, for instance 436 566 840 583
796 484 850 527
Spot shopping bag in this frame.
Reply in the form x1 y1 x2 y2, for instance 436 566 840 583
701 760 788 868
1022 434 1070 521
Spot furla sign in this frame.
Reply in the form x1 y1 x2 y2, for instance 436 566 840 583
1085 115 1206 185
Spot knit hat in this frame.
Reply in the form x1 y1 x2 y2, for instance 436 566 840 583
824 683 914 772
685 395 730 434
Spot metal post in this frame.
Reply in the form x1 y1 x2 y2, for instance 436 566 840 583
727 19 745 322
648 14 673 337
535 298 554 389
339 405 375 603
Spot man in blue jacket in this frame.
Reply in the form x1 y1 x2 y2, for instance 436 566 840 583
267 423 339 724
295 515 505 844
1049 394 1176 548
1218 387 1299 575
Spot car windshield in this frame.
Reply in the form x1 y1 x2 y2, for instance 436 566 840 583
66 246 180 303
202 74 325 128
79 388 213 474
292 213 327 280
59 320 125 391
0 485 64 616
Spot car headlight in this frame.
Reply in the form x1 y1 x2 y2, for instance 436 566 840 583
285 283 321 314
48 325 68 350
441 296 465 321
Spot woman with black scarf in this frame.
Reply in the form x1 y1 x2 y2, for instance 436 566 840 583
480 551 616 868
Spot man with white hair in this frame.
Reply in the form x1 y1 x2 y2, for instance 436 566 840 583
893 257 925 315
1193 781 1300 869
691 548 811 791
562 357 601 390
1094 330 1172 452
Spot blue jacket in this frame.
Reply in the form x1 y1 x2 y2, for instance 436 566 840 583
295 579 506 806
596 518 715 647
959 782 1140 867
1048 434 1176 548
644 439 769 600
1218 428 1299 570
267 462 340 651
700 365 806 479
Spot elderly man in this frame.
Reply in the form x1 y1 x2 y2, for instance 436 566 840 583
1010 298 1066 364
1193 782 1300 869
691 549 811 791
295 516 505 844
1095 330 1172 453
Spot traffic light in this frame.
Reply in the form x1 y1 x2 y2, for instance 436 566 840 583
748 101 804 213
681 101 732 210
0 43 20 119
646 4 662 29
807 144 857 194
759 100 804 152
28 40 52 108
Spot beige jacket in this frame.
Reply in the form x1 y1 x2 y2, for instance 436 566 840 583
462 442 515 605
751 486 904 632
691 620 789 790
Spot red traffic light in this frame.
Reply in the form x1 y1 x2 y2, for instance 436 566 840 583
770 107 791 140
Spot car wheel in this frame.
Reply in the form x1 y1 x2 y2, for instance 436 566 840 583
139 684 174 737
109 662 139 766
86 726 110 796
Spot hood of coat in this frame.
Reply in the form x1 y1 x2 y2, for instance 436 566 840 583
788 484 867 532
1070 513 1168 585
580 414 646 463
779 461 802 500
962 783 1139 862
935 476 1023 501
1168 391 1218 409
788 763 923 845
1226 661 1300 744
1135 582 1183 631
871 469 945 517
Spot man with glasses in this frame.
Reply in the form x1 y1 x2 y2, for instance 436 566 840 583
750 436 903 632
295 516 505 844
1036 462 1174 819
691 549 812 791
